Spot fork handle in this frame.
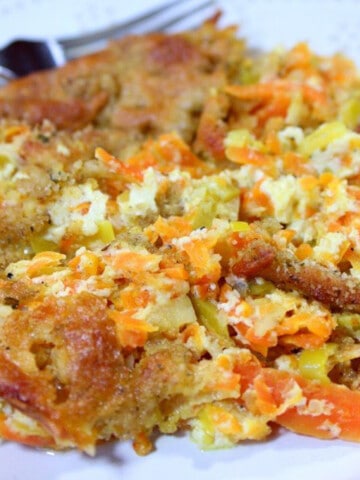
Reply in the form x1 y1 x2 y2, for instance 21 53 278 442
0 40 66 78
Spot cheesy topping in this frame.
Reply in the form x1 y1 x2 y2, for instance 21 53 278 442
1 28 360 456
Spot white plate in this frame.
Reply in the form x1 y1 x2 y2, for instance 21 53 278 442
1 1 360 479
2 431 360 480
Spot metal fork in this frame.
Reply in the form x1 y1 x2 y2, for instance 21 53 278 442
0 0 216 82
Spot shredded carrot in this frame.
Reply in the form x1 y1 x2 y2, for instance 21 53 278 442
26 251 65 278
301 84 327 105
225 81 326 106
218 283 233 303
182 236 221 282
161 265 189 280
192 282 220 300
264 130 281 154
69 201 91 215
180 323 203 349
318 171 335 186
124 133 211 178
277 312 333 349
109 309 158 348
95 147 144 181
275 229 296 244
252 375 279 415
241 180 274 218
150 133 206 169
202 405 243 436
225 83 286 101
256 94 291 126
226 146 270 167
295 243 313 260
207 374 240 393
68 251 100 277
285 42 313 71
151 216 192 242
59 234 76 254
4 124 29 142
298 175 318 191
105 250 161 275
282 152 312 176
260 368 360 442
243 327 277 356
119 287 152 310
0 413 53 448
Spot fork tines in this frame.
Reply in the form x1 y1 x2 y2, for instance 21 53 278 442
60 0 217 59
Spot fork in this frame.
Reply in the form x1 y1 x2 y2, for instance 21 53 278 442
0 0 216 83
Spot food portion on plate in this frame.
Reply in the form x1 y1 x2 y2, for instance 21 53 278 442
1 17 360 455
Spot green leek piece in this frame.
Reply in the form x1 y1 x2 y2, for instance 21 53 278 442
298 343 337 384
191 297 229 338
299 121 348 157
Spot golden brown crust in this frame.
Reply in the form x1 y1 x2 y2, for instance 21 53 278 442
0 292 124 446
262 253 360 313
194 91 230 161
3 21 360 454
0 25 243 145
232 236 360 313
0 203 50 271
0 94 108 130
0 23 244 270
0 286 199 448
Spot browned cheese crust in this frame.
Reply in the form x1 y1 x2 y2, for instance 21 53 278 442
0 23 246 450
0 23 243 269
0 23 242 152
3 20 360 453
231 235 360 313
0 285 198 449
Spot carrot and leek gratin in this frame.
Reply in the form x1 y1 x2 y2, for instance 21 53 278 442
1 20 360 454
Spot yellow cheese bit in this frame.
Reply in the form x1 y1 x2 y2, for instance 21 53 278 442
298 343 337 384
225 129 265 152
299 121 348 157
230 221 250 233
339 97 360 129
96 220 115 243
